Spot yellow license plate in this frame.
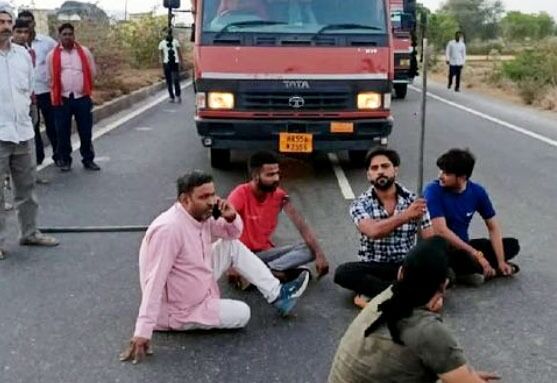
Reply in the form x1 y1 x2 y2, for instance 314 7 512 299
279 133 313 153
331 122 354 133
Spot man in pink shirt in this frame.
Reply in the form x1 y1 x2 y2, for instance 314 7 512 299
120 171 310 364
228 151 329 282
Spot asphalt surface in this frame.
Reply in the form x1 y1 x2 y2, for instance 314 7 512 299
0 81 556 383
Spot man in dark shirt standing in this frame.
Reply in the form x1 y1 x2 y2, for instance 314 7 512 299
424 148 520 286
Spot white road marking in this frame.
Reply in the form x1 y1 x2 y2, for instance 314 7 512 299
94 156 111 163
409 85 557 148
38 81 192 171
134 127 153 131
328 153 355 200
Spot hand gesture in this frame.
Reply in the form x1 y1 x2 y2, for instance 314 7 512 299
215 197 237 222
314 252 329 278
119 337 152 365
404 198 427 221
477 256 496 279
498 261 514 276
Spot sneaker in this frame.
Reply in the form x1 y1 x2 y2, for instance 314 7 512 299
36 176 50 184
177 96 182 104
457 273 485 287
272 270 310 317
2 202 13 211
20 231 59 247
169 98 175 103
0 249 6 260
60 162 71 172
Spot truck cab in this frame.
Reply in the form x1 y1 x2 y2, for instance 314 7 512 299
389 0 417 99
191 0 394 167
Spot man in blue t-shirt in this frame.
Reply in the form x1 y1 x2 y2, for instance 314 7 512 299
424 148 520 286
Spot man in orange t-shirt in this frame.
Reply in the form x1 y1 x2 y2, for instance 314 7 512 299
228 151 329 281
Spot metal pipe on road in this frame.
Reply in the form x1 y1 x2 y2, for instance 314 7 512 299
38 226 148 234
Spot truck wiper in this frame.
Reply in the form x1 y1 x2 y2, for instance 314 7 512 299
215 20 287 38
314 23 382 36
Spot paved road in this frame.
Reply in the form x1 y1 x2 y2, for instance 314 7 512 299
0 83 556 383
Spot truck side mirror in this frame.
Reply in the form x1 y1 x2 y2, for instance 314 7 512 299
400 13 415 32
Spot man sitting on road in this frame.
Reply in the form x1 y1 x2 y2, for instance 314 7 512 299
329 236 501 383
228 151 329 283
120 171 310 364
424 148 520 286
334 148 433 308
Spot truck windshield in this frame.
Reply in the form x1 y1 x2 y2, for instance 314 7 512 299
201 0 387 36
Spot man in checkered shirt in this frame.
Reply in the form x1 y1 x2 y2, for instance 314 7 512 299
334 148 434 307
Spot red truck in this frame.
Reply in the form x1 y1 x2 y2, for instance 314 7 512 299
190 0 394 168
389 0 417 99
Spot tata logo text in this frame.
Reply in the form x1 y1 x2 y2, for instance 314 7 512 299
288 96 305 109
283 80 310 89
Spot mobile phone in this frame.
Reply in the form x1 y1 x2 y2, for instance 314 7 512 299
212 204 221 219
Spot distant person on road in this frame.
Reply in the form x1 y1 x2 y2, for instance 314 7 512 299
228 151 329 285
424 148 520 287
47 23 100 172
18 10 59 170
446 31 466 92
0 6 59 260
158 29 184 104
329 236 501 383
120 171 310 364
334 148 433 308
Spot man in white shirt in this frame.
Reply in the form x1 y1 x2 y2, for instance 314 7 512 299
18 10 59 167
445 31 466 92
0 6 58 260
158 29 184 103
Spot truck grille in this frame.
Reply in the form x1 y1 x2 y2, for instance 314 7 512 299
239 91 351 111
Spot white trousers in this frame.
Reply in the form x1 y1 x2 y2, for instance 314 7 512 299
181 239 281 330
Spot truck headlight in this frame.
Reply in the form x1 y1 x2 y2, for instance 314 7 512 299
357 92 382 110
399 58 411 68
208 92 234 110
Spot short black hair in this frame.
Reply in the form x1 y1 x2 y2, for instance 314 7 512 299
365 147 401 169
18 10 34 20
177 170 213 196
58 23 74 34
248 151 279 174
13 18 30 30
436 148 475 179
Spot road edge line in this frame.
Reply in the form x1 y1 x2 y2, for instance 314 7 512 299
328 153 355 200
38 81 193 171
409 85 557 149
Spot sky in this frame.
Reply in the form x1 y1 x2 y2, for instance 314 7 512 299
8 0 557 20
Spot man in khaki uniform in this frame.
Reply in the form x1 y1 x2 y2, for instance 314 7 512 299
329 237 500 383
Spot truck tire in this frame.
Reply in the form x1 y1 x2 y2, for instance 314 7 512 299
210 148 230 169
349 150 367 166
394 83 408 99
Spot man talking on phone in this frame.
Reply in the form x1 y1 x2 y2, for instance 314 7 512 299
120 171 309 364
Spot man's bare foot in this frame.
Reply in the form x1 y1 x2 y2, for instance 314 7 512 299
353 294 370 309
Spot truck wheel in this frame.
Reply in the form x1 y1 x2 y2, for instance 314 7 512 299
394 83 408 99
210 148 230 169
348 150 367 166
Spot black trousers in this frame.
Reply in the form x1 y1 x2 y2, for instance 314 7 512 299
54 95 95 164
334 260 401 299
163 63 181 99
449 238 520 275
34 93 59 164
448 65 463 90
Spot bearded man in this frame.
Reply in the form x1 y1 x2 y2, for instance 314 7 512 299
228 151 329 283
334 148 434 307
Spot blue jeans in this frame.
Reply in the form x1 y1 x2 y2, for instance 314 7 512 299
257 243 314 271
54 95 95 164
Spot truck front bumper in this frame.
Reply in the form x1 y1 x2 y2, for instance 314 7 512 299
196 117 393 151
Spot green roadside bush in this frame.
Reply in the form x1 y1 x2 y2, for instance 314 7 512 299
502 39 557 104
